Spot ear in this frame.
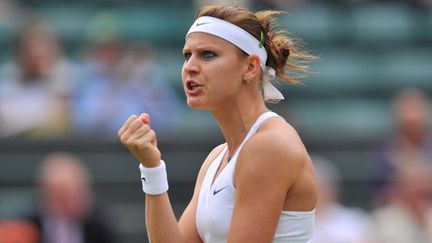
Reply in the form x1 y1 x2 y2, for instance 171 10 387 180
242 55 261 83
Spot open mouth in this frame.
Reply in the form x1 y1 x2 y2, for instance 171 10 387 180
186 80 201 91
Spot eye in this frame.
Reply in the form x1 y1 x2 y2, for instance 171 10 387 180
202 51 216 59
183 52 191 61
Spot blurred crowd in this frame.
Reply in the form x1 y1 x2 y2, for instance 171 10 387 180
311 88 432 243
0 5 182 139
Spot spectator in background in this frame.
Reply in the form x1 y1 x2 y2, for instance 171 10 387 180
312 156 377 243
73 12 181 138
372 88 432 205
372 163 432 243
0 21 77 138
27 152 115 243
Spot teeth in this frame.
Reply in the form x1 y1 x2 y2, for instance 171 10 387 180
188 81 198 90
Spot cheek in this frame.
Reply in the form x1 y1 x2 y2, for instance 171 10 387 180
215 57 242 79
217 68 242 90
209 77 241 102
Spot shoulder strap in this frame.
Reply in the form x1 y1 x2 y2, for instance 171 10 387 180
230 111 279 162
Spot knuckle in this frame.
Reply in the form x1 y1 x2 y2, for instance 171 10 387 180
145 125 153 134
120 133 128 143
136 126 147 135
150 130 156 138
117 129 124 138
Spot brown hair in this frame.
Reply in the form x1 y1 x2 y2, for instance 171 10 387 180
197 5 316 84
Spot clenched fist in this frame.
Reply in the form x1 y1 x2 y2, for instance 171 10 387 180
118 113 161 167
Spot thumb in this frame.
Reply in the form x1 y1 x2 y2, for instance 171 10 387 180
139 113 150 126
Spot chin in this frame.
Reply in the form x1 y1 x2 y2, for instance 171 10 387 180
187 102 206 110
186 98 207 110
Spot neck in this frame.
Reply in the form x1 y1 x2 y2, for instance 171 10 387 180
210 98 267 159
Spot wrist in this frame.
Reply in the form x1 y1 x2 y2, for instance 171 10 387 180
140 159 161 168
139 160 169 195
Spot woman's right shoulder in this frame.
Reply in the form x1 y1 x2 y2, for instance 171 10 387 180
199 143 226 173
192 143 226 195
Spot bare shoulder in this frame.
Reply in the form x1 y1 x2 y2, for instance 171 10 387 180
235 117 317 211
236 118 309 187
200 143 226 172
194 143 226 189
245 118 307 166
209 143 227 159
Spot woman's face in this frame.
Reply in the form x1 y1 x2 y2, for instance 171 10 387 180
182 32 248 110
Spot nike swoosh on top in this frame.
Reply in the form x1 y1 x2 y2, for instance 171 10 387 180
196 22 209 27
213 186 228 195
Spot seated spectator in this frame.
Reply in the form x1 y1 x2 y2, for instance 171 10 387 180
373 163 432 243
312 156 377 243
0 20 77 138
372 88 432 205
27 152 115 243
73 12 181 138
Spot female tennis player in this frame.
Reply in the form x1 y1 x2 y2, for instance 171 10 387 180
119 5 317 243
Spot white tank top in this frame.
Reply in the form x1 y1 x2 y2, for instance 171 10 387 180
196 111 314 243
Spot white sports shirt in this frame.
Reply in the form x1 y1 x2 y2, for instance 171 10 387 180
196 111 314 243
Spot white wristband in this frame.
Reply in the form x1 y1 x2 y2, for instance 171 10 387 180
139 160 169 195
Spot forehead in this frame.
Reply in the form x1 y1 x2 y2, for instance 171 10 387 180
184 32 239 51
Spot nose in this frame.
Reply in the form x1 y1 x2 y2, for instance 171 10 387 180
182 55 200 75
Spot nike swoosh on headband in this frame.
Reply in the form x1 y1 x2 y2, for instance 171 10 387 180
196 22 209 26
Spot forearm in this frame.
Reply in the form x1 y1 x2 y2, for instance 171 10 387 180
145 193 185 243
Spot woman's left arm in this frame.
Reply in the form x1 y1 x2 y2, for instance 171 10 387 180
227 131 306 243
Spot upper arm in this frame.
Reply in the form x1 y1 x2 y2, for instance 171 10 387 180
178 144 226 243
227 131 307 243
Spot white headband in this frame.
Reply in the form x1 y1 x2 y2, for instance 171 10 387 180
186 16 284 102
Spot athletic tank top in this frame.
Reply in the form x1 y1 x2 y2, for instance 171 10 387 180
196 111 314 243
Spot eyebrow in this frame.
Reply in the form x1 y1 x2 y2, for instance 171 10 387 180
183 44 222 53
